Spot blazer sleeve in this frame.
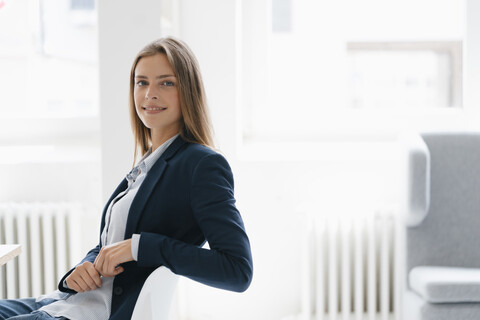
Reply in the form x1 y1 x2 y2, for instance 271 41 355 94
136 153 253 292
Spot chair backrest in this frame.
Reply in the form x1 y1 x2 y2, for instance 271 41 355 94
131 266 179 320
405 132 480 274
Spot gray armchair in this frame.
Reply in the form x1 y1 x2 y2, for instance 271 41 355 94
401 132 480 320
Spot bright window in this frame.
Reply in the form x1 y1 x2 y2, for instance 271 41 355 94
0 0 98 119
241 0 468 142
0 0 99 164
348 41 462 109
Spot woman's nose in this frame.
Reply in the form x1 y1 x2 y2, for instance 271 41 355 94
145 85 158 100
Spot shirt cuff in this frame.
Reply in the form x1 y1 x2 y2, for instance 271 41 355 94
131 233 141 261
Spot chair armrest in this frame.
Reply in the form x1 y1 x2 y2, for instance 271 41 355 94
409 266 480 303
131 266 179 320
399 132 430 227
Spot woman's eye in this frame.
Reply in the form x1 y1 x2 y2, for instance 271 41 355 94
162 81 175 87
136 80 148 86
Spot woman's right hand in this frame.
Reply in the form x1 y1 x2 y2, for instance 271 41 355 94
65 261 103 293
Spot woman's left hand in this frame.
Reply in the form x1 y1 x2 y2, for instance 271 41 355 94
93 239 134 277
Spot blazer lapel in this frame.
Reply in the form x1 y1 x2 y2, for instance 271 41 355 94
124 136 188 238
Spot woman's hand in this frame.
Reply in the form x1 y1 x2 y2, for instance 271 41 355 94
65 261 102 293
93 239 134 277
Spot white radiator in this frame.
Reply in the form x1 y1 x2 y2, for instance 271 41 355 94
301 213 399 320
0 202 83 299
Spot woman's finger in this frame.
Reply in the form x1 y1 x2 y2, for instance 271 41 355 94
86 263 103 287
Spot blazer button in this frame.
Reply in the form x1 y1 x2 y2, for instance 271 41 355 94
113 286 123 296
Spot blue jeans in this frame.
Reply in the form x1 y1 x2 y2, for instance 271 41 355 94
0 298 68 320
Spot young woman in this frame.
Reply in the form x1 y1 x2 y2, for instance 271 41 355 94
0 37 253 320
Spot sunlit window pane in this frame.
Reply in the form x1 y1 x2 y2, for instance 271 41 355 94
242 0 465 140
348 42 462 109
0 0 97 119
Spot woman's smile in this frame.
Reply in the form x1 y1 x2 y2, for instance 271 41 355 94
143 105 167 114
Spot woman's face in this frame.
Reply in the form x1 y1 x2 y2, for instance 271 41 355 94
134 54 182 137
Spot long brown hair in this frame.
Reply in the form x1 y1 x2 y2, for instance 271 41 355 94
129 37 214 164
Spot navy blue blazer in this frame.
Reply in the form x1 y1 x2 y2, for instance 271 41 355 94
58 136 253 320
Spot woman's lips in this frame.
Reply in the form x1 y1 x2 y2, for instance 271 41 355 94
143 106 167 113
